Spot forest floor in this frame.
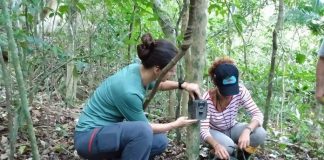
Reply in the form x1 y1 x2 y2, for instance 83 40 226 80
0 92 321 160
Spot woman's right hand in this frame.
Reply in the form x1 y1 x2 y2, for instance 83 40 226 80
172 116 197 128
213 143 230 159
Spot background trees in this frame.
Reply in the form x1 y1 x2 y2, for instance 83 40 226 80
0 0 323 159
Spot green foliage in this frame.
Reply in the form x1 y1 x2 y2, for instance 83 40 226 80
232 14 247 33
3 0 324 158
295 53 306 64
285 0 324 35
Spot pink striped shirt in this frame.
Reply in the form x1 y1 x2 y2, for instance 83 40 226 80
200 84 264 141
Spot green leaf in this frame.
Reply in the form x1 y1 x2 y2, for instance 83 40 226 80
232 14 247 33
147 16 159 22
73 65 80 77
54 144 64 153
26 13 34 24
208 4 218 13
296 53 306 64
279 143 287 151
76 2 86 11
302 85 308 90
59 5 69 15
49 12 55 18
18 145 27 154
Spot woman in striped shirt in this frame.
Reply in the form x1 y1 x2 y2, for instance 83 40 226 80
200 57 266 160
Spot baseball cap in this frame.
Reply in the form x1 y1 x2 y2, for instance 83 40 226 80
213 63 239 96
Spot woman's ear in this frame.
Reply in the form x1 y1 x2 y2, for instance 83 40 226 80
153 66 161 76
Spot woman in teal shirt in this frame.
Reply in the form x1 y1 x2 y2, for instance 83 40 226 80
74 33 200 160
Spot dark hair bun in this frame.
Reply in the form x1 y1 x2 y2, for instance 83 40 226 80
137 33 155 61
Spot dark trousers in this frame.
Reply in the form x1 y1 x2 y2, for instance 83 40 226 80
74 121 168 160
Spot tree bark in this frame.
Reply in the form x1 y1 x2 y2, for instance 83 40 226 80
186 0 208 159
180 0 191 117
176 0 190 143
65 0 79 106
127 4 137 63
0 1 40 159
263 0 284 130
151 0 176 42
0 46 18 160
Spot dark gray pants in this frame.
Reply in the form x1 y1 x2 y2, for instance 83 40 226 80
74 121 168 160
210 123 267 156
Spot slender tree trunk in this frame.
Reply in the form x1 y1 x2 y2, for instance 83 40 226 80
176 0 190 143
263 0 284 130
0 1 40 159
186 0 208 159
0 46 18 160
151 0 176 42
127 4 137 63
66 0 79 106
225 2 248 70
226 3 232 56
279 60 286 132
181 0 190 117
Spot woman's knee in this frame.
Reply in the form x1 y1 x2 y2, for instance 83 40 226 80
152 134 168 151
149 134 168 159
210 130 236 155
134 121 153 135
250 127 267 146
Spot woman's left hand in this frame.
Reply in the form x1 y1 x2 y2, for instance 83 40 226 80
238 129 251 149
173 116 198 128
182 82 201 99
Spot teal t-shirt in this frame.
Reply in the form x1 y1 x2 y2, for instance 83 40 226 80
76 63 153 131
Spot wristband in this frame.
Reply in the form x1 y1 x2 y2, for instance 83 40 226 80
178 80 185 89
245 126 253 132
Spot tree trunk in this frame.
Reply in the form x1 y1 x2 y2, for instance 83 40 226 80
0 1 40 159
151 0 176 42
226 3 232 56
263 0 284 130
0 46 18 160
186 0 208 159
176 0 190 143
181 0 190 117
127 4 137 63
65 0 79 106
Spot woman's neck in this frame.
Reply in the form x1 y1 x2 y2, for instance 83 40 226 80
140 65 155 87
216 94 232 112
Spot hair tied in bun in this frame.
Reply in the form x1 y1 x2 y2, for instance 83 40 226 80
137 33 155 61
142 33 155 47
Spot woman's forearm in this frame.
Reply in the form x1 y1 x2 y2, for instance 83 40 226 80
158 80 188 91
205 136 220 148
150 122 176 133
246 119 261 132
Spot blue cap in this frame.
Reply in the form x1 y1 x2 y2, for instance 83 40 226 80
213 63 239 96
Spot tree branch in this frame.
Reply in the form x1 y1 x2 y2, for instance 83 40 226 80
143 0 196 110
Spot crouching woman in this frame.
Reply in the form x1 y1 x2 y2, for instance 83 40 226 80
200 57 266 160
